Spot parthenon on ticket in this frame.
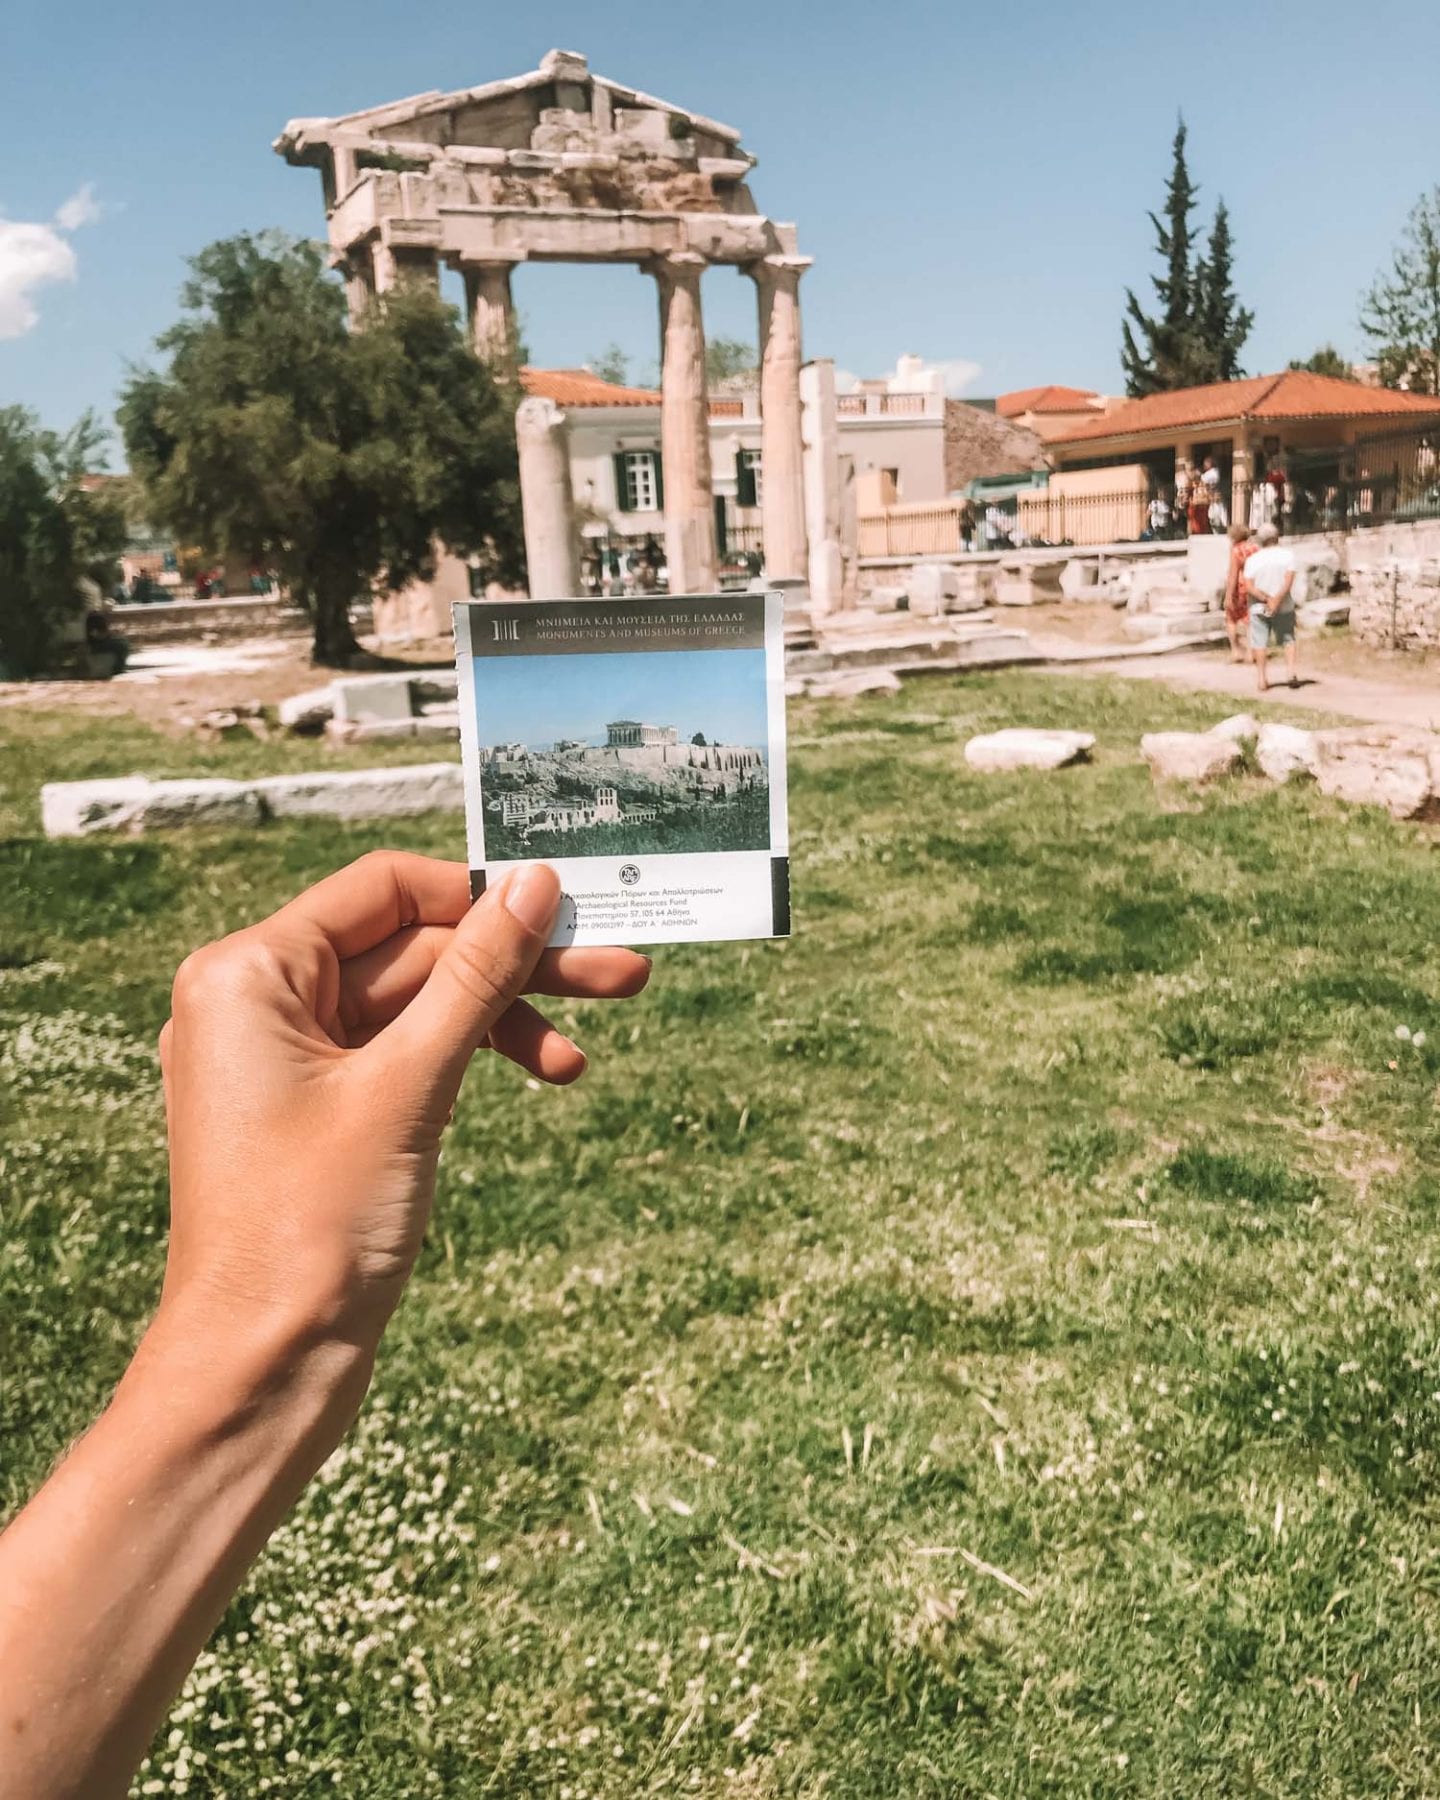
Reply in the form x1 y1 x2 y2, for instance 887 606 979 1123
274 48 812 599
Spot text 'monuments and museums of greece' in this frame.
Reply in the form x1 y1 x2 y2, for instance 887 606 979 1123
454 594 790 947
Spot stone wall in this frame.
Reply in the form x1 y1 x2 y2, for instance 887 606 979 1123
111 597 310 645
942 402 1046 491
1345 520 1440 651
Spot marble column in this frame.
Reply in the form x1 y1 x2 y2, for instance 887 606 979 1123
463 262 517 366
516 396 580 599
751 257 810 583
372 244 440 296
341 255 376 327
800 357 844 615
650 253 717 594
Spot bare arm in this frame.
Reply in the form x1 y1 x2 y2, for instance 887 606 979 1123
0 854 650 1799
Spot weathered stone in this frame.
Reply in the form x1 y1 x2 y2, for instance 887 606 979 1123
1255 722 1318 783
1291 543 1341 605
1210 713 1260 743
1311 726 1440 820
412 714 461 741
1140 732 1243 785
1059 559 1099 601
278 684 336 731
516 395 583 599
804 667 904 699
906 564 959 616
332 675 416 725
253 763 465 820
349 719 421 743
1297 597 1350 631
1185 534 1231 603
1123 611 1223 640
42 777 263 838
965 728 1095 772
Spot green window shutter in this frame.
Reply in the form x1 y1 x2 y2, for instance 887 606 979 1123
736 449 756 508
714 493 728 555
652 451 664 510
613 452 634 512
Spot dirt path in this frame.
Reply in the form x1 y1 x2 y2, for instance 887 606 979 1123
1046 644 1440 730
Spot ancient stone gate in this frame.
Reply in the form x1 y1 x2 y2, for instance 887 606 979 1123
276 48 810 596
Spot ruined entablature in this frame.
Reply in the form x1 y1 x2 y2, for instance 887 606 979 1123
274 48 797 268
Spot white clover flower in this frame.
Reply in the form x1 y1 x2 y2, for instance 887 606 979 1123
1396 1024 1412 1041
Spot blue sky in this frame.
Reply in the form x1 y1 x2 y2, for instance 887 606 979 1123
4 0 1438 452
475 648 769 747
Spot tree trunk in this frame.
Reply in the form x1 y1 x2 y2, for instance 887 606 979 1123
310 571 361 667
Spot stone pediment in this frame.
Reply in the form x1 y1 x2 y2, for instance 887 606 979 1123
276 48 758 216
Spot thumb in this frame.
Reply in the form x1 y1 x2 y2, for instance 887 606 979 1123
376 864 562 1101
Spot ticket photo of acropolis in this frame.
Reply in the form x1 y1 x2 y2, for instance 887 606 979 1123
475 646 772 861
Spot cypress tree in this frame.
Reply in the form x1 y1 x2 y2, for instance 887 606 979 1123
1120 119 1204 396
1193 199 1253 382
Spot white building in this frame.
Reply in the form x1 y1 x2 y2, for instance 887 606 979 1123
520 356 952 576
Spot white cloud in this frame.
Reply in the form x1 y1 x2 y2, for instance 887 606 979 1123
920 356 983 397
54 183 100 231
0 186 99 340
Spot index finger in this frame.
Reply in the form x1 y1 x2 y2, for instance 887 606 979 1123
265 852 471 960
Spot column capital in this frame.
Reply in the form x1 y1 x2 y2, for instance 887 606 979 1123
746 255 812 288
644 250 709 287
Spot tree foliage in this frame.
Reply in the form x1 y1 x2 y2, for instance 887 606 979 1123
0 408 126 677
1360 187 1440 396
1121 121 1253 395
120 232 522 665
1289 345 1353 379
705 338 757 384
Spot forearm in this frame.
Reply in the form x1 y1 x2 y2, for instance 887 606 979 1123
0 1297 373 1800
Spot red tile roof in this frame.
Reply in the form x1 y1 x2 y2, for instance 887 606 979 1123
997 384 1103 417
520 367 660 408
1051 371 1440 444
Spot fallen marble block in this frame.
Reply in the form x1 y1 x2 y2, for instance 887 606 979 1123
964 728 1095 772
1140 732 1243 785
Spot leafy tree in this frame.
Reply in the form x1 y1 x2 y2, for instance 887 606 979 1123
1193 199 1252 382
588 343 631 385
120 232 522 665
0 408 126 677
705 337 757 384
1289 345 1353 379
1360 186 1440 395
1121 122 1253 394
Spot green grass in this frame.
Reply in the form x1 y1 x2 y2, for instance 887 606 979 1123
4 672 1440 1797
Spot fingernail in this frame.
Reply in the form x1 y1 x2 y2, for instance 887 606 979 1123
502 863 561 936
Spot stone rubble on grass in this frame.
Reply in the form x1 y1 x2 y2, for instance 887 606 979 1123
1255 722 1318 783
1210 713 1261 743
277 668 457 733
277 684 338 731
964 728 1096 773
42 763 465 837
1309 725 1440 821
42 777 265 839
1139 731 1243 785
798 667 904 700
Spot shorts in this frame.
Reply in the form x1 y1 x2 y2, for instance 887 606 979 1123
1249 604 1296 650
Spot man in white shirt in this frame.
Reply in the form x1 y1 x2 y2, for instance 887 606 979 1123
1242 523 1298 692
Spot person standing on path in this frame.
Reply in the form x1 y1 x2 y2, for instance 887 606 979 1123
1223 522 1257 664
1243 522 1299 692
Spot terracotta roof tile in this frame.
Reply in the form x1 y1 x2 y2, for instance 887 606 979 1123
1051 371 1440 444
997 384 1102 417
520 367 660 408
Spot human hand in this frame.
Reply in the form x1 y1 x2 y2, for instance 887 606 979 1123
157 853 649 1354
